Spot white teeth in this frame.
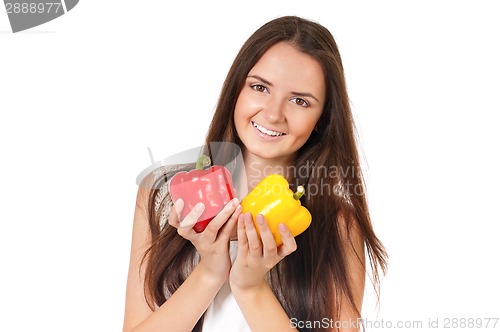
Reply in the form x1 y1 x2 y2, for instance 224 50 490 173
252 122 285 137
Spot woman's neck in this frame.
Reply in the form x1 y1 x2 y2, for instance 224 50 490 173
242 148 296 191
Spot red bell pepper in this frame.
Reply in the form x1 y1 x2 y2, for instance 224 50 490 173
169 155 235 232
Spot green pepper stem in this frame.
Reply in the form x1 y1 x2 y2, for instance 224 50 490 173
196 155 211 170
293 186 305 200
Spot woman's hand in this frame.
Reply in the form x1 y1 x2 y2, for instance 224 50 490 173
169 198 242 284
229 212 297 291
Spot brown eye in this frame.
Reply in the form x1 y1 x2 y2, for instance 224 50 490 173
252 84 268 93
291 97 309 107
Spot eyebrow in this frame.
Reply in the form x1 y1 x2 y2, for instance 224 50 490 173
247 75 273 87
247 75 319 103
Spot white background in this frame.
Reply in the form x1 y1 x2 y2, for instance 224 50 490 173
1 1 499 331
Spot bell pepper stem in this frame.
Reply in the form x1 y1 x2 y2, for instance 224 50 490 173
196 155 211 170
293 186 305 200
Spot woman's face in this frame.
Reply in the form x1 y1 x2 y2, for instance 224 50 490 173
234 42 326 163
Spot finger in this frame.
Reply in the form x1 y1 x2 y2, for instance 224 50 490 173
179 202 205 228
277 223 297 258
178 202 205 229
244 213 262 257
203 198 240 240
217 204 242 241
255 214 278 258
237 214 249 256
168 199 183 228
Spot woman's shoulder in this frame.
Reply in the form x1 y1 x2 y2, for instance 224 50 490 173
151 163 194 181
137 163 195 195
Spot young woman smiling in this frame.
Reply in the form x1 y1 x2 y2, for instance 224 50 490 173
123 16 387 332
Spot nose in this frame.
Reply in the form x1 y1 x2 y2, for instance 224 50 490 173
261 97 286 123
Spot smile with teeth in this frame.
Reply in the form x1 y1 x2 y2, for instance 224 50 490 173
252 121 286 137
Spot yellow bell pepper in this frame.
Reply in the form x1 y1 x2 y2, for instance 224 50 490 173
241 174 312 246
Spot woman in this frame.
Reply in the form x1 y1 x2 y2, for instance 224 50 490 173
123 16 387 331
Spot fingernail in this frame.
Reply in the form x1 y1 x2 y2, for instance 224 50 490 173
224 198 239 212
257 214 265 225
174 199 183 214
245 214 254 225
174 199 183 208
194 202 205 212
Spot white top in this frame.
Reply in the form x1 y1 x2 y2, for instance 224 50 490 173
202 241 251 332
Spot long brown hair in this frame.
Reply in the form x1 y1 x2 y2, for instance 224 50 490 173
142 16 387 331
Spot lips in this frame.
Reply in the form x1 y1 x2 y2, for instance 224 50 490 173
251 121 286 137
